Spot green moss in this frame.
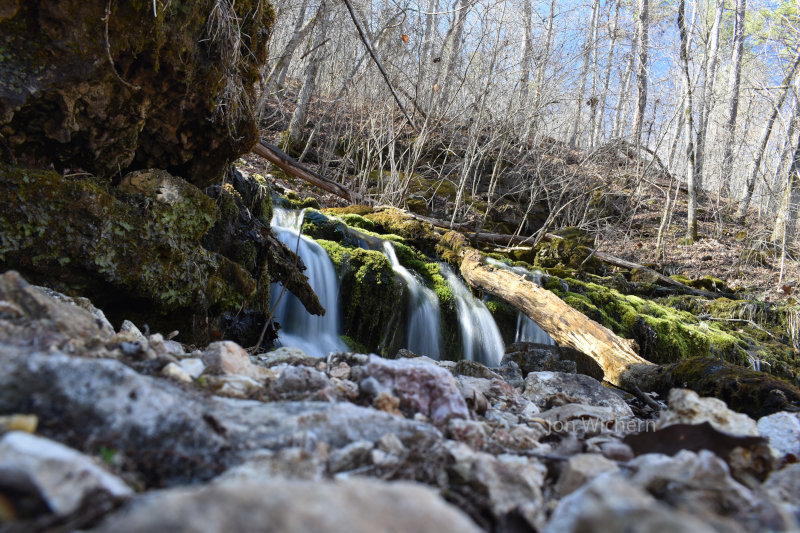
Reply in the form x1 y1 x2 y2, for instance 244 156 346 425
339 213 376 232
363 208 440 255
317 239 403 355
0 163 260 342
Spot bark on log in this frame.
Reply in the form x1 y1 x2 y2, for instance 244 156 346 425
443 232 652 387
252 141 367 204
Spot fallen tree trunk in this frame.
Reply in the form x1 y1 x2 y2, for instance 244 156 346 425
252 141 367 204
443 232 651 387
442 232 800 414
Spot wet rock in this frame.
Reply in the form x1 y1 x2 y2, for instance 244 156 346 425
496 360 524 389
502 343 577 375
757 412 800 460
524 371 633 418
0 345 441 486
557 453 620 496
360 355 469 424
0 432 132 515
658 389 759 436
201 341 266 381
90 478 482 533
545 473 717 533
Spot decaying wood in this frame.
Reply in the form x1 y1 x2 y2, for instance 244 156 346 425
252 141 366 204
443 232 652 387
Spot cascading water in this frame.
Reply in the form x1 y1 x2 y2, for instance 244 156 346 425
270 207 348 357
485 258 555 345
441 265 505 367
382 242 442 358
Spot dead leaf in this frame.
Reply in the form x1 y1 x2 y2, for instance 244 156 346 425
433 84 439 92
401 34 409 44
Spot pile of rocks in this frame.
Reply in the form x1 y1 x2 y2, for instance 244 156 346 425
0 270 798 532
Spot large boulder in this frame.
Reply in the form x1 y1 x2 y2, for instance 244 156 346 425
0 0 274 186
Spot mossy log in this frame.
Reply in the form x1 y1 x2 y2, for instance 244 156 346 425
443 232 650 387
442 232 800 414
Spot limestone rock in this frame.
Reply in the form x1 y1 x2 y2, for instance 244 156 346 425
213 448 324 483
161 362 192 383
201 341 266 381
360 355 469 424
762 464 800 516
557 453 620 496
658 389 759 436
0 345 441 486
545 473 717 533
328 440 374 474
0 431 132 515
90 478 481 533
757 412 800 460
273 365 331 398
0 271 112 351
524 371 633 418
178 358 206 379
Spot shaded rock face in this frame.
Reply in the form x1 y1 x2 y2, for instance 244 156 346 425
0 0 274 186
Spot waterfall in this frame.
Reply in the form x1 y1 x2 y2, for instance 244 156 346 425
485 258 555 345
382 242 442 359
270 207 348 357
441 265 505 367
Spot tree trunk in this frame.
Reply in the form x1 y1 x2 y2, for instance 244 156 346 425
527 0 556 141
286 0 330 147
736 55 800 223
718 0 747 194
266 0 315 94
771 123 800 245
692 0 723 191
678 0 697 242
612 12 638 139
568 0 599 148
593 0 620 148
632 0 649 146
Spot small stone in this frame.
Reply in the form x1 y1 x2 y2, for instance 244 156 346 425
557 453 620 496
538 404 618 435
377 433 405 455
274 366 330 397
120 320 148 343
207 375 262 398
161 362 192 383
599 441 634 462
485 408 519 428
0 432 132 515
178 358 206 379
328 361 351 380
757 411 800 460
658 389 759 436
360 355 469 424
202 341 266 381
258 346 316 367
452 359 503 380
496 360 524 389
215 448 323 482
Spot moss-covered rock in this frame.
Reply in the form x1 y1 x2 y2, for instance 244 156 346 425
0 0 274 186
363 208 441 255
317 239 404 355
0 163 259 342
532 233 603 274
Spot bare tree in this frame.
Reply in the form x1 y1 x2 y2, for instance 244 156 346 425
678 0 697 241
718 0 747 193
631 0 649 146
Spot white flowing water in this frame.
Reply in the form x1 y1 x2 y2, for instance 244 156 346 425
383 242 442 358
270 207 348 357
441 265 505 367
485 258 555 345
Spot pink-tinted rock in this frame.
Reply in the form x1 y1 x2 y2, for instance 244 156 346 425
360 355 469 424
201 341 265 381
